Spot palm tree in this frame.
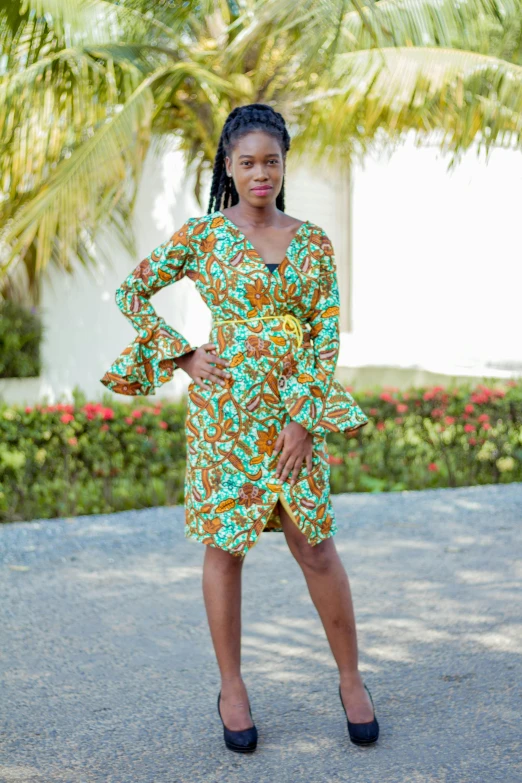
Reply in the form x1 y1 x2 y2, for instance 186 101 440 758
1 0 521 304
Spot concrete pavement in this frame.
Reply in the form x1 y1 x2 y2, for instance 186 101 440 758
1 483 521 782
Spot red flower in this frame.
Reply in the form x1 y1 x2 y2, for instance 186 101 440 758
125 417 133 425
468 437 477 446
159 421 168 430
428 462 439 472
380 392 393 402
131 409 143 419
135 425 146 434
376 422 385 431
102 408 115 420
477 413 489 422
465 404 474 413
481 422 491 430
328 455 343 465
396 403 408 413
60 413 74 424
444 416 455 425
25 406 32 413
464 424 475 433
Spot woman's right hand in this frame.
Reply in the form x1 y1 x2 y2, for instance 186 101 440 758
174 342 232 389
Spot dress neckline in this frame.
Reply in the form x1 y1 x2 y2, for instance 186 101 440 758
216 210 310 269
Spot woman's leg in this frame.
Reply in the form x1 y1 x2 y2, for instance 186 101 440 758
279 501 375 722
202 543 254 730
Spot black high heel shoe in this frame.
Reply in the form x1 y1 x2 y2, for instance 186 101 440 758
217 690 258 753
339 682 379 745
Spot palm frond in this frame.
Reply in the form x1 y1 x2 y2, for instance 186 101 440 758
288 46 522 166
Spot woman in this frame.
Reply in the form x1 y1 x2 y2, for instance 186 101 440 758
101 103 379 752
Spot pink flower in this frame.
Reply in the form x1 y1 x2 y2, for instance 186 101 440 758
465 404 474 414
396 403 408 413
125 417 133 425
481 422 492 430
376 422 385 431
60 413 74 424
444 416 456 425
159 421 168 430
464 424 475 433
25 406 32 413
468 437 477 446
131 409 143 419
135 425 146 434
369 408 379 416
428 462 439 472
380 392 393 402
68 437 78 446
102 408 115 420
477 413 489 422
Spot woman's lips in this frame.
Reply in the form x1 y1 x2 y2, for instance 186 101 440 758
251 186 272 194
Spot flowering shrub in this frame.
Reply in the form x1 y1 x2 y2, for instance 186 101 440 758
0 394 187 522
1 379 521 522
327 379 522 493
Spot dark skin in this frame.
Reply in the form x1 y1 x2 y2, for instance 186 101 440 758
177 130 375 732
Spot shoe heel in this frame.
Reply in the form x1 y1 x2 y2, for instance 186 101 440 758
217 690 258 753
339 683 379 745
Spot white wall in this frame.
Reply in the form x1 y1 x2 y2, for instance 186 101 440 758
344 132 522 378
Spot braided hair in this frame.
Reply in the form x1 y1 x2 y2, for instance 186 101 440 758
207 103 291 214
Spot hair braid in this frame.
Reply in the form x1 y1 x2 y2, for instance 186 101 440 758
207 103 291 215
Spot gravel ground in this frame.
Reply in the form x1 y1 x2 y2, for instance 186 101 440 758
1 482 521 783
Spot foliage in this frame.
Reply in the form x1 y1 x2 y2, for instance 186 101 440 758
2 0 522 301
0 300 43 377
1 378 521 522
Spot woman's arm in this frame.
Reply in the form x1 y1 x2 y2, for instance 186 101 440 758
100 218 198 396
281 229 369 438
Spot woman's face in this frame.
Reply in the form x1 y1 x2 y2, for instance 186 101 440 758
225 131 285 206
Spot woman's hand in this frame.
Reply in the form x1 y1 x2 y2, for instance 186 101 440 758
271 421 314 486
175 342 231 389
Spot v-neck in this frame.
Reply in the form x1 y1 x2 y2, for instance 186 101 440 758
216 210 310 270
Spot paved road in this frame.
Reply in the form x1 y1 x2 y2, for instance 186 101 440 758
1 483 521 783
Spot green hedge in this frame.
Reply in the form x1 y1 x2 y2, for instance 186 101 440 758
0 300 43 378
1 380 521 522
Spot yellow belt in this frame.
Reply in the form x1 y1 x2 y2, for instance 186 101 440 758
214 313 304 350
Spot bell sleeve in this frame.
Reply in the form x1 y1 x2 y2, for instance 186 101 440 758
100 218 198 396
281 229 369 438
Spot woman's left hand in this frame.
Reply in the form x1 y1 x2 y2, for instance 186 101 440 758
272 422 313 485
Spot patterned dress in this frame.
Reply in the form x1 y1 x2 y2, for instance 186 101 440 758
101 211 369 558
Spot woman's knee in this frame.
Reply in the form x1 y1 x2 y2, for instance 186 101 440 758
204 542 245 572
289 535 336 574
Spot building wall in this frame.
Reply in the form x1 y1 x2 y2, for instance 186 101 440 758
345 132 522 379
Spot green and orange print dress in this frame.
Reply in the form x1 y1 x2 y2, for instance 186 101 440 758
101 211 369 557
